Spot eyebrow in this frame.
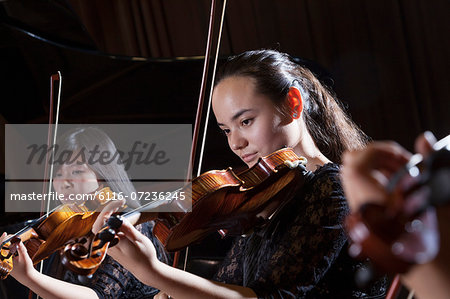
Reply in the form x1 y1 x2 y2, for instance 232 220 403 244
217 109 254 126
59 163 85 169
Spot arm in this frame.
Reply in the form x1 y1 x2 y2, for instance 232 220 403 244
92 201 256 299
0 234 98 299
107 220 257 299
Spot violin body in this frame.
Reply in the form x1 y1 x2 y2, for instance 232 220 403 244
0 187 116 279
157 148 310 251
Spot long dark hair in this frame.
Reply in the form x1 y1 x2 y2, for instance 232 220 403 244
214 49 369 163
54 126 138 207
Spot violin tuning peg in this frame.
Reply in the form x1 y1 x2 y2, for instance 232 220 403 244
97 228 115 242
107 215 123 230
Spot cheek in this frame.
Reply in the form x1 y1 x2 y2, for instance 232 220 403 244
81 177 99 187
82 176 98 183
265 134 285 152
52 181 61 190
255 121 284 149
247 129 274 154
268 116 294 147
73 175 99 193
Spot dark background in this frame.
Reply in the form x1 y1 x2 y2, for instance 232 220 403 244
0 0 449 296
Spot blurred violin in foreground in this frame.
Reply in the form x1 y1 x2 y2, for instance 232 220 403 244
345 134 450 275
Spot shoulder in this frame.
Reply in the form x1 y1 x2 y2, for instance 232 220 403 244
306 163 343 198
311 162 340 183
300 163 348 223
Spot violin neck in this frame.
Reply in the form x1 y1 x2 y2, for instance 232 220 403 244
121 202 160 226
19 227 40 242
2 226 39 247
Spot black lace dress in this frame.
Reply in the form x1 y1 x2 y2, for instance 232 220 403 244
214 163 386 298
46 221 167 299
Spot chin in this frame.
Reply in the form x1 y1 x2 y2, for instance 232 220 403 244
247 161 258 168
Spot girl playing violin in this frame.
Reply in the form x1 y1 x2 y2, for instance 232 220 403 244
94 49 387 298
1 127 167 299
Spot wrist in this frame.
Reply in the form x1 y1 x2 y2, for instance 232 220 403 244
141 258 165 286
14 266 40 286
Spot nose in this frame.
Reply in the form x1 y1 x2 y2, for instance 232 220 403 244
54 177 72 191
229 130 248 151
63 179 72 189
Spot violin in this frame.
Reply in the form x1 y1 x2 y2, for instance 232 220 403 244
0 187 117 279
61 148 311 275
345 134 450 275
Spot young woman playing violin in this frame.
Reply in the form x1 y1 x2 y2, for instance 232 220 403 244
342 131 450 299
1 127 168 299
93 49 387 298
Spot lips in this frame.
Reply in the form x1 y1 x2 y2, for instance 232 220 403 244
241 152 257 163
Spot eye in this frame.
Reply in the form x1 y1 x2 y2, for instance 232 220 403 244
221 128 231 136
72 170 84 175
241 118 253 126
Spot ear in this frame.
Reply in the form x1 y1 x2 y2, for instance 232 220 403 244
287 86 303 119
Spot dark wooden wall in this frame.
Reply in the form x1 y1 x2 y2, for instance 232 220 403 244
1 0 449 221
68 0 450 146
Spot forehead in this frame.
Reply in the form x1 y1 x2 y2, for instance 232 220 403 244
212 76 272 121
55 154 89 170
214 75 256 97
56 162 87 171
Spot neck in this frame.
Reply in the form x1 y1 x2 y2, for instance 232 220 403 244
292 130 331 172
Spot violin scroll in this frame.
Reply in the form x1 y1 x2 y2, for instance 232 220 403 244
61 215 124 276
